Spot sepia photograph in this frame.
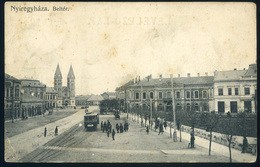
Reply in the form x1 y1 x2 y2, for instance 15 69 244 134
4 2 257 163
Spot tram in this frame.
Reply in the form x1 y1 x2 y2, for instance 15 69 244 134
84 111 99 131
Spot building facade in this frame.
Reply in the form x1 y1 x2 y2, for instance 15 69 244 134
214 64 257 113
116 63 257 118
54 64 76 107
45 87 58 109
4 74 22 120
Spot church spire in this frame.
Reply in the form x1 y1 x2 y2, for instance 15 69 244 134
67 65 75 79
54 64 62 79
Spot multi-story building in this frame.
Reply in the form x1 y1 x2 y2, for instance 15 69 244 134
75 95 91 106
20 79 46 117
214 64 257 113
116 63 257 117
45 87 58 109
4 73 22 120
54 64 76 107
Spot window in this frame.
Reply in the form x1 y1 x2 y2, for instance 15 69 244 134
143 92 146 99
244 101 252 113
228 88 232 95
150 92 153 99
230 101 237 113
218 102 225 113
245 88 250 95
136 92 139 99
159 92 162 99
176 91 180 99
235 88 239 95
7 88 10 97
202 91 207 98
195 103 199 111
203 104 208 111
186 91 190 99
15 86 19 98
218 88 223 96
186 103 191 112
10 89 14 97
194 91 199 98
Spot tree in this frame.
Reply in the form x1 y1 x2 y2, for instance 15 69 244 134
200 111 219 156
223 112 234 163
176 109 186 142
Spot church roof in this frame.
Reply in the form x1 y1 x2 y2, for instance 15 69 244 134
54 64 62 79
67 65 75 79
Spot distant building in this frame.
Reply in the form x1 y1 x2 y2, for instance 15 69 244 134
101 92 117 100
87 95 104 106
4 73 21 120
214 64 257 113
54 64 76 107
45 87 58 109
75 95 91 106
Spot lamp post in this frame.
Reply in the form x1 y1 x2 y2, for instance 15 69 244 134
171 74 177 142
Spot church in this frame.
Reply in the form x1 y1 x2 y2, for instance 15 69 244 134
54 64 76 107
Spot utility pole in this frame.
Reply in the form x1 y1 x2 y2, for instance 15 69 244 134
171 74 177 142
125 87 128 119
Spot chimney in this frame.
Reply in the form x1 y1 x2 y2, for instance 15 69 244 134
187 73 191 77
159 74 162 81
205 72 208 76
197 73 200 77
243 68 246 70
234 68 237 71
178 74 180 78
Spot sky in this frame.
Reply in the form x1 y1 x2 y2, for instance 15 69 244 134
5 2 256 95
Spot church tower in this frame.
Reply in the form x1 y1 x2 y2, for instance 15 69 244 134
67 65 75 106
54 64 63 107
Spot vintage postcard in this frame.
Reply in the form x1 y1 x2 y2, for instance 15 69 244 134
4 2 257 163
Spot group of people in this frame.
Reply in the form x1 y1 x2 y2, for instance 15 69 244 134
100 120 129 140
44 126 59 137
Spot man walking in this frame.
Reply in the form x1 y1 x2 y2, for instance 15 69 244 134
112 129 115 140
101 121 103 131
190 133 195 148
107 129 110 137
55 126 58 136
242 136 248 153
44 127 47 137
146 125 149 135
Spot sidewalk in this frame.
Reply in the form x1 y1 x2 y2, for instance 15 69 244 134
5 109 86 162
130 113 256 163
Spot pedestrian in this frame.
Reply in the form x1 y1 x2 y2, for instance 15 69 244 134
103 122 107 132
55 126 58 136
158 123 164 135
126 122 129 131
103 122 106 133
164 120 167 130
101 121 103 131
120 123 123 133
116 123 119 133
109 124 112 133
107 129 110 137
190 133 195 148
112 129 115 140
124 123 126 132
44 127 47 137
146 125 149 135
242 136 248 153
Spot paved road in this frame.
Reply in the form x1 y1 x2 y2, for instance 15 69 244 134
20 111 230 163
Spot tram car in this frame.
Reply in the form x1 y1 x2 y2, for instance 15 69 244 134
84 111 99 131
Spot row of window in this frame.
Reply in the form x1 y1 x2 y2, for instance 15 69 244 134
217 101 252 113
5 87 20 98
134 90 209 100
46 95 56 100
218 87 251 96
